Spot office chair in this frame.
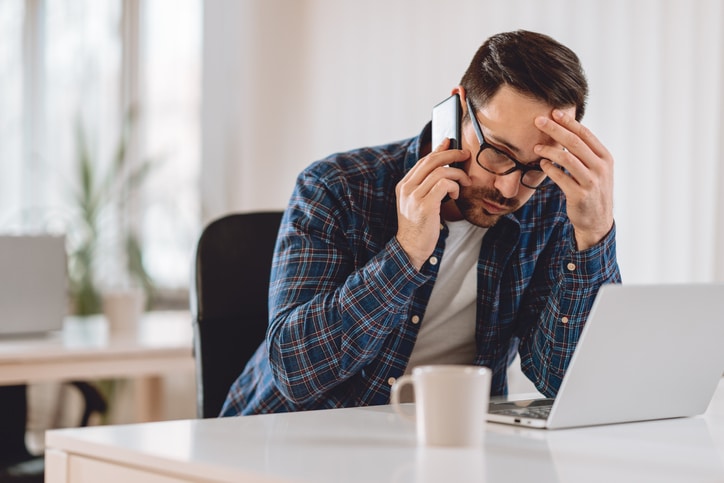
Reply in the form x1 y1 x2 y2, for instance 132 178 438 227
190 211 283 418
0 382 106 483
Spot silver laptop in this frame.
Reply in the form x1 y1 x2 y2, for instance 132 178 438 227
488 283 724 429
0 234 68 336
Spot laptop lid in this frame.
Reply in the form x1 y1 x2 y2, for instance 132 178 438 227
0 235 68 336
489 283 724 429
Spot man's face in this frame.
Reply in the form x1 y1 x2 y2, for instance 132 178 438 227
454 85 575 228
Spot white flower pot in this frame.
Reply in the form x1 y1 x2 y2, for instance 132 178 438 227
102 288 146 334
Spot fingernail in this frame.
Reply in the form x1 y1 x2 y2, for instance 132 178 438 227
535 117 547 127
553 110 563 120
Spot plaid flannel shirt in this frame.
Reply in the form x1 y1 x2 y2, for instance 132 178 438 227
221 124 621 416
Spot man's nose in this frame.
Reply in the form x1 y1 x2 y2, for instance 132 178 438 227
494 171 521 199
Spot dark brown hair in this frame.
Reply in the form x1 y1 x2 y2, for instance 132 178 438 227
460 30 588 121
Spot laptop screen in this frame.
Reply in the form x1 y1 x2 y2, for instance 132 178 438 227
0 235 68 336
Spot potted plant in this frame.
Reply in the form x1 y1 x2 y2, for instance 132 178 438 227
67 110 156 320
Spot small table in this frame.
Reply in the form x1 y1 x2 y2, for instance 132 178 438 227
0 311 194 422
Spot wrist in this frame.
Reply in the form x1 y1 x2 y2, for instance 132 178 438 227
395 235 428 271
574 222 614 251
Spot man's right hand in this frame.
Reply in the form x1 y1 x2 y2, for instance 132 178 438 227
395 138 471 270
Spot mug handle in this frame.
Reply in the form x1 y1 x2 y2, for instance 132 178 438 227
390 375 415 422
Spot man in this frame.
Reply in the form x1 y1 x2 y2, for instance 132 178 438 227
221 30 621 416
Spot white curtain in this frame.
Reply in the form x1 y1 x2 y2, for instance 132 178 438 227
203 0 724 284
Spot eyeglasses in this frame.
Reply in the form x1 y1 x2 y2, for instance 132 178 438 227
466 98 550 190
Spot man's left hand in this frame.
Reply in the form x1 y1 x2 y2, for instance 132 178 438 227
533 110 614 250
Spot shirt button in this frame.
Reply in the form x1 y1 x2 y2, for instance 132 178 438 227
388 377 396 386
561 316 569 324
429 256 439 266
411 315 420 324
567 262 576 271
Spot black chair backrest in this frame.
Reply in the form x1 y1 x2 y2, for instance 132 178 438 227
190 211 283 418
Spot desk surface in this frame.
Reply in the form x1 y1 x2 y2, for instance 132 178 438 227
46 378 724 483
0 311 193 384
1 311 194 422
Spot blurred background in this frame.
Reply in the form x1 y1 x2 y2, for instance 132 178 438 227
1 0 723 428
3 0 723 304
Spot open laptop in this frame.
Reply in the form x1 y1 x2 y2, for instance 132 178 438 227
0 234 68 336
488 283 724 429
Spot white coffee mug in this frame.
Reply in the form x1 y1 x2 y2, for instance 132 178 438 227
391 365 492 447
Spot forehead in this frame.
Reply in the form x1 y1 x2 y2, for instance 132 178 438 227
476 85 575 150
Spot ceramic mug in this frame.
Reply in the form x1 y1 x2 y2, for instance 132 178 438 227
391 365 492 447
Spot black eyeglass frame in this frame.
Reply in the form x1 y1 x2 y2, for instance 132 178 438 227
465 97 550 190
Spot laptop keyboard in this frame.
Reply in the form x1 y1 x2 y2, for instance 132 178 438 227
494 405 552 420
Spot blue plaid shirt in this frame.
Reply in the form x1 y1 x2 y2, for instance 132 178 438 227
221 124 621 416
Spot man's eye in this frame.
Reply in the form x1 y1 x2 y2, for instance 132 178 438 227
491 148 513 163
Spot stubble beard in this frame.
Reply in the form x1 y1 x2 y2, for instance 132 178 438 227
454 186 521 228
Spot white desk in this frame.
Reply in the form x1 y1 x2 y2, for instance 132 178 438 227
45 379 724 483
0 311 194 422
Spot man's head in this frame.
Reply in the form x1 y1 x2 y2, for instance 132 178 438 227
460 30 588 121
448 31 588 228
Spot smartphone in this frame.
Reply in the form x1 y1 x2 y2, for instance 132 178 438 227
431 94 462 150
431 94 463 202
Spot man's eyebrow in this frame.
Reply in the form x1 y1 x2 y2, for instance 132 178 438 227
486 133 523 156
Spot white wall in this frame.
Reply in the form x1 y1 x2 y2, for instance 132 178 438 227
202 0 724 284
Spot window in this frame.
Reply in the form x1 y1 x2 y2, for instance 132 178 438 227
0 0 26 225
0 0 201 305
142 0 202 289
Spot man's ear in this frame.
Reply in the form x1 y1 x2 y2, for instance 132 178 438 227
452 85 467 117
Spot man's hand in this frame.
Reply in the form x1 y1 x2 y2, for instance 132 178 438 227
395 139 471 270
534 110 614 250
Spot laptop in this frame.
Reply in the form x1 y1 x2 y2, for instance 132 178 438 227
0 234 69 336
487 283 724 429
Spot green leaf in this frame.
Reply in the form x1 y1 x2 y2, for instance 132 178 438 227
67 108 156 315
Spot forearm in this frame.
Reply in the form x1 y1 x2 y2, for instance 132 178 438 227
519 223 621 397
267 234 427 404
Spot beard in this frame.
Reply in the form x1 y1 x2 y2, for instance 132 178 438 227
454 185 522 228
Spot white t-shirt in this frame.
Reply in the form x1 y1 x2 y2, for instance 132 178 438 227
405 219 488 374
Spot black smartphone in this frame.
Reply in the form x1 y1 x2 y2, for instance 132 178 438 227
432 94 462 150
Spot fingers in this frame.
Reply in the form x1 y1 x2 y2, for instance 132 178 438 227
424 138 471 168
534 110 611 163
395 140 472 269
535 143 592 192
433 137 451 153
533 111 613 190
533 110 615 250
399 163 470 204
552 110 609 159
403 140 471 196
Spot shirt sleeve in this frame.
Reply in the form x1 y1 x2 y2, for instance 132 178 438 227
266 170 428 404
518 222 622 397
